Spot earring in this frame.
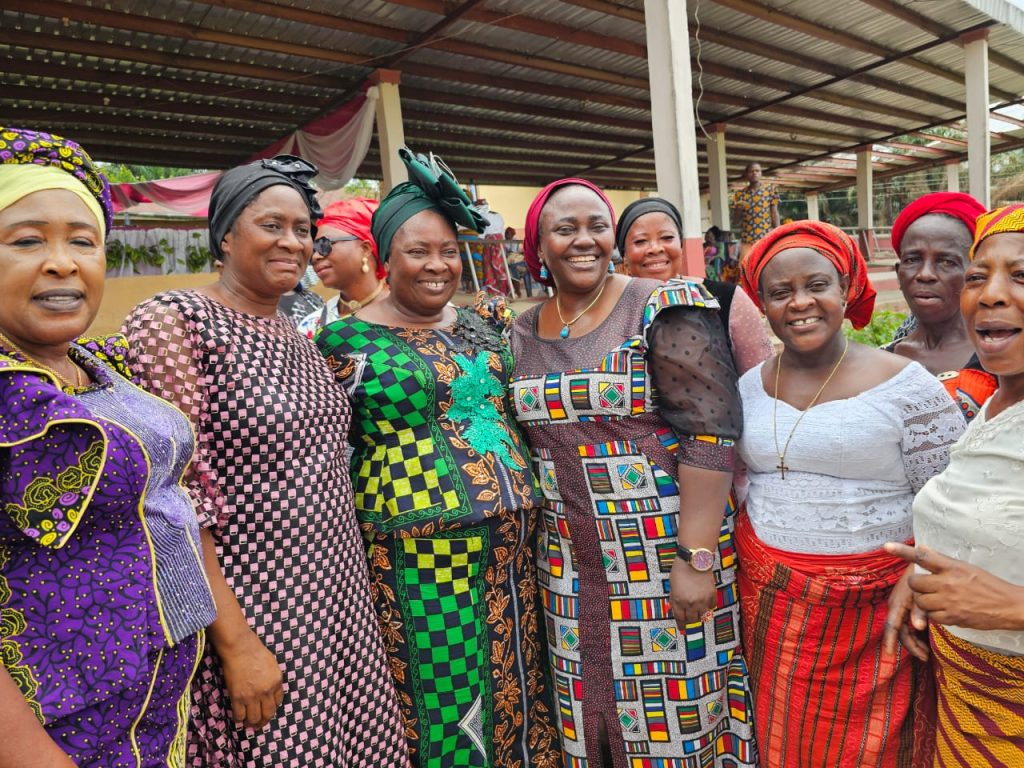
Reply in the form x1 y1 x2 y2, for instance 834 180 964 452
361 255 370 274
539 263 549 280
608 261 615 274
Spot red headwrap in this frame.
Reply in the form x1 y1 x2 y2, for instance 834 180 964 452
317 198 385 279
741 220 877 330
523 178 616 287
890 192 985 256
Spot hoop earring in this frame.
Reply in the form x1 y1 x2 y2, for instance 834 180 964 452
539 263 549 280
361 254 370 274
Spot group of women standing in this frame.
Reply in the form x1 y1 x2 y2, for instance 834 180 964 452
2 124 1024 768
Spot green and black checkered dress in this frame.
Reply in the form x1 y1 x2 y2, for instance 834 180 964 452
317 304 562 768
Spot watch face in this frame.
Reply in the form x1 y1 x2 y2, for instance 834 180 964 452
691 548 716 572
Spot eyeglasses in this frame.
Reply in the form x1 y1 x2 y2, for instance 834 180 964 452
260 154 318 178
312 235 359 256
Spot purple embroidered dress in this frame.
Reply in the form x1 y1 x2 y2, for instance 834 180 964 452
0 335 215 768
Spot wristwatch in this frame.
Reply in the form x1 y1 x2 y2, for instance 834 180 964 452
676 544 715 572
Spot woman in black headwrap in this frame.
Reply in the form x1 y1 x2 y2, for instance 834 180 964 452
316 149 561 767
122 156 409 768
616 197 772 375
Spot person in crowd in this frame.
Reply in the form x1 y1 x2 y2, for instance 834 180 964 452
122 155 409 767
731 162 779 261
735 220 964 767
704 224 723 280
296 197 387 339
277 265 325 324
315 149 561 767
886 203 1024 766
616 197 773 375
885 192 995 421
0 127 216 767
510 178 757 767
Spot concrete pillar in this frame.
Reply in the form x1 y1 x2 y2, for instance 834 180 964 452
644 0 704 276
856 146 874 230
699 192 711 231
945 160 961 192
370 69 406 195
962 29 990 207
706 124 730 232
806 192 819 221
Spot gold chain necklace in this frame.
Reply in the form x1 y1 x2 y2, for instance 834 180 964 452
772 336 850 479
555 276 609 339
0 329 86 392
340 280 386 315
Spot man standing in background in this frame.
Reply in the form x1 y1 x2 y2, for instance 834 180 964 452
732 162 780 260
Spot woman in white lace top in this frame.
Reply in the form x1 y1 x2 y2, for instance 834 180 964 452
734 221 964 768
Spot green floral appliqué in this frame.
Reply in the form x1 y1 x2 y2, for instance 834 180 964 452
449 352 522 471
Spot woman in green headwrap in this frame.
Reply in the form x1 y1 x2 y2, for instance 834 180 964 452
316 149 561 768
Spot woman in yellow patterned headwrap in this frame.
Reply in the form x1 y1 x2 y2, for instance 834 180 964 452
886 203 1024 766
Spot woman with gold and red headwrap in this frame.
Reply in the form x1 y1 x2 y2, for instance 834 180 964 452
885 203 1024 766
297 197 388 338
736 221 964 768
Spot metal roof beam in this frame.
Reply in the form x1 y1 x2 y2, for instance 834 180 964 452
711 0 1017 101
0 30 346 89
858 0 1024 78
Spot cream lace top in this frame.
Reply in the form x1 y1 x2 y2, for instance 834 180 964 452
914 396 1024 655
738 360 964 555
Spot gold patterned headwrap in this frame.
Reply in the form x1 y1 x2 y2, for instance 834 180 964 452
969 203 1024 261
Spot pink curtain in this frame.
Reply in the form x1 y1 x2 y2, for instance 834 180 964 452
110 84 378 215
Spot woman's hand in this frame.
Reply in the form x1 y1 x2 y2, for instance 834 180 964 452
217 628 284 730
886 543 1024 633
670 558 717 631
883 561 929 661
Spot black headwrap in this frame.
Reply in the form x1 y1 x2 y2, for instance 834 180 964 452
208 155 323 259
615 197 683 256
372 148 487 262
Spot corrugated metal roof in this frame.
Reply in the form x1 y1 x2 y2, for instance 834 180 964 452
2 0 1023 191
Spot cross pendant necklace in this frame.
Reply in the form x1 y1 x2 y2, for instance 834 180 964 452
776 458 789 479
771 337 849 480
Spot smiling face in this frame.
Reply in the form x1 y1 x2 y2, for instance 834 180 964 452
538 184 614 296
0 188 106 355
759 247 849 355
961 232 1024 381
896 213 971 325
311 224 372 293
386 209 461 318
624 211 682 281
220 184 313 299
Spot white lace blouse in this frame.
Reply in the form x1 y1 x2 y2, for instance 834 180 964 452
738 360 965 555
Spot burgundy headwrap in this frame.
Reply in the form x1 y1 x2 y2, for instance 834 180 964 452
523 178 616 287
318 198 384 279
741 220 877 330
890 192 985 256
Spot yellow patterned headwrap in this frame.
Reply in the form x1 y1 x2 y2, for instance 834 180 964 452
0 163 106 237
969 203 1024 261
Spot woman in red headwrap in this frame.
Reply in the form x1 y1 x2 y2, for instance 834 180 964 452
297 197 388 338
509 179 757 768
885 192 996 421
735 221 965 767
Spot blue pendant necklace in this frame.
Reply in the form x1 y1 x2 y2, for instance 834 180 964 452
555 276 610 339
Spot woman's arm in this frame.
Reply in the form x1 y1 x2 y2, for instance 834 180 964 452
0 669 76 768
646 300 741 631
199 529 283 729
671 466 732 627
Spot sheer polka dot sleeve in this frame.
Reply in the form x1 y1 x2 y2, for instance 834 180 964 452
647 306 742 471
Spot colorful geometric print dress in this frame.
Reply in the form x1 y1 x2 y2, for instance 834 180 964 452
509 279 758 768
316 303 562 768
0 335 215 768
122 290 408 768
